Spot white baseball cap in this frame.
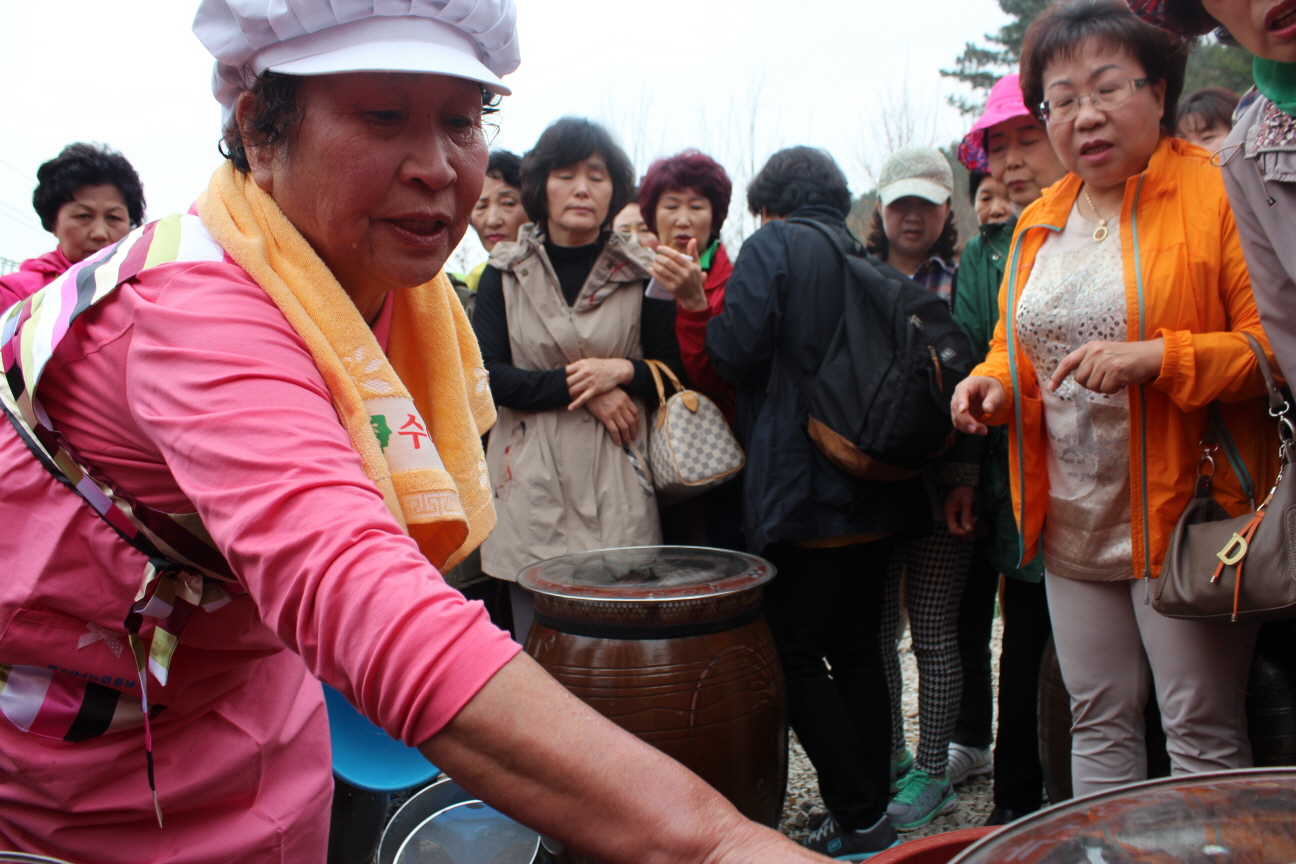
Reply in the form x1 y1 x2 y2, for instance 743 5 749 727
193 0 520 118
878 146 954 207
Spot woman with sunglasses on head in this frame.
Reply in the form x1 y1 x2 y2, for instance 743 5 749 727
951 0 1277 795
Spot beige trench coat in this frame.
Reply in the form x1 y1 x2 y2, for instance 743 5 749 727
480 226 662 582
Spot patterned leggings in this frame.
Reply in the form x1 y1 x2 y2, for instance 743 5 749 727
880 522 973 775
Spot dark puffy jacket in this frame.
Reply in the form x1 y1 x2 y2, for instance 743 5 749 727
705 205 931 552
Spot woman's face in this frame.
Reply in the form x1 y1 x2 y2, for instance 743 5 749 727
654 186 714 254
1177 115 1232 152
973 176 1013 226
52 183 131 263
883 196 951 261
613 202 659 250
471 174 526 252
985 116 1068 209
545 155 613 247
1041 40 1166 194
1201 0 1296 62
246 72 487 300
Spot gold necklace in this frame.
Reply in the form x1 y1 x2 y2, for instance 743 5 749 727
1082 187 1117 242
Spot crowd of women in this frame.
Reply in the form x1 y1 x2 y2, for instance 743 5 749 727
2 0 1296 861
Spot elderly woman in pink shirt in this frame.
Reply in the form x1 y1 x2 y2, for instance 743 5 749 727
0 143 145 310
0 4 820 864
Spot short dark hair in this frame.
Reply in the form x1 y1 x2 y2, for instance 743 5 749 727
746 146 851 218
487 149 523 189
1021 0 1190 137
968 170 992 206
638 150 733 243
864 204 960 263
1177 87 1240 133
33 143 146 231
220 70 500 174
519 117 635 230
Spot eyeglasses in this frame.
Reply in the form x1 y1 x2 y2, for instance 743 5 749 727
1038 78 1150 124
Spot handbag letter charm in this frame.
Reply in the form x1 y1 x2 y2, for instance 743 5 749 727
1215 532 1249 578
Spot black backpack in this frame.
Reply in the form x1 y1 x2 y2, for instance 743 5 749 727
784 218 974 481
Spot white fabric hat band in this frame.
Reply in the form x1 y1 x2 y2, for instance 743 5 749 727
253 16 510 95
880 178 952 207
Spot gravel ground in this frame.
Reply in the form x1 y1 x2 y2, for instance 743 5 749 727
779 616 1003 842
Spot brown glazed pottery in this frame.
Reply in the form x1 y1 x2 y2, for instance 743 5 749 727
518 546 788 830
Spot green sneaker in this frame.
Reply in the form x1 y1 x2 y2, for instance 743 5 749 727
886 768 957 830
889 748 914 793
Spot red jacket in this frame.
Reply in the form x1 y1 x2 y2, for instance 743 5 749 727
675 242 735 422
0 247 71 310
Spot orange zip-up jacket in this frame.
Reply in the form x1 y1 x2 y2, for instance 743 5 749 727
971 137 1280 582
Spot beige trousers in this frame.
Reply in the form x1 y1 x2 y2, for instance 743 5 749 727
1045 572 1256 798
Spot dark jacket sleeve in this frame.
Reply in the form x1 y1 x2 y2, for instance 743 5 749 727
472 265 572 412
626 296 688 402
944 231 1009 482
705 226 786 383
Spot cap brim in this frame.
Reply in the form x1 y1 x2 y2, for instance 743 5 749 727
269 41 511 96
880 178 950 207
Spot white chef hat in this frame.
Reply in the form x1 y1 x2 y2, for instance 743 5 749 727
193 0 520 121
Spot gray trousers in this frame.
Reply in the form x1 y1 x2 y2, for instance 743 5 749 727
1045 572 1256 797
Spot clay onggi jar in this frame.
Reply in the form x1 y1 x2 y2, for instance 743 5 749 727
518 546 787 828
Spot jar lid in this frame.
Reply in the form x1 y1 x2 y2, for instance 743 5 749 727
951 768 1296 864
516 546 774 602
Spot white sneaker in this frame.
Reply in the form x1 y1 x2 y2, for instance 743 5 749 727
946 742 992 785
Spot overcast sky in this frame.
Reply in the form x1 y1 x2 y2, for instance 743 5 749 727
0 0 1010 268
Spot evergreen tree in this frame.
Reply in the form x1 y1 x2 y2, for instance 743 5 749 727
942 0 1050 115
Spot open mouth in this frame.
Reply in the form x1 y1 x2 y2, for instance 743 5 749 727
1080 140 1113 158
1271 3 1296 31
386 218 448 247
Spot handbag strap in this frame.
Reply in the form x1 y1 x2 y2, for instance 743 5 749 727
645 358 685 408
1242 333 1289 418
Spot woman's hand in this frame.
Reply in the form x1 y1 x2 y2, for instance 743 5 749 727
1048 338 1164 394
567 358 635 410
944 484 978 539
585 388 640 446
649 239 708 312
951 376 1006 435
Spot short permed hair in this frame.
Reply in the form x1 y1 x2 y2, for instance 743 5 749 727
746 146 851 218
1178 87 1240 134
1020 0 1189 137
519 117 635 230
637 150 733 243
219 70 501 174
33 143 146 232
487 149 523 189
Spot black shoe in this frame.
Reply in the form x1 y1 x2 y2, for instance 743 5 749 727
803 814 900 861
984 806 1032 826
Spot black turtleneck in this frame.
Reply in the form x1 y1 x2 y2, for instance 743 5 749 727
472 238 684 412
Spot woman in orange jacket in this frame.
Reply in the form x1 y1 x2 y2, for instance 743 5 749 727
951 0 1277 796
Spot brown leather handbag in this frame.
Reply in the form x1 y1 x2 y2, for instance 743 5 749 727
1155 334 1296 623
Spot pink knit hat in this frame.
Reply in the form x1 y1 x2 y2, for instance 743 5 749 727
957 74 1033 172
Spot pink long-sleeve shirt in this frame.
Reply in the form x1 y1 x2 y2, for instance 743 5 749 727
0 255 519 862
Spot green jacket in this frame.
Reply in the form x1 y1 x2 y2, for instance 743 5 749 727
950 217 1043 582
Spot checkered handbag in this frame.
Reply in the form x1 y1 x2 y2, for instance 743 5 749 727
645 359 744 505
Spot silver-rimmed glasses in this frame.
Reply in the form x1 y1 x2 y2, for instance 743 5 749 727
1039 77 1150 124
